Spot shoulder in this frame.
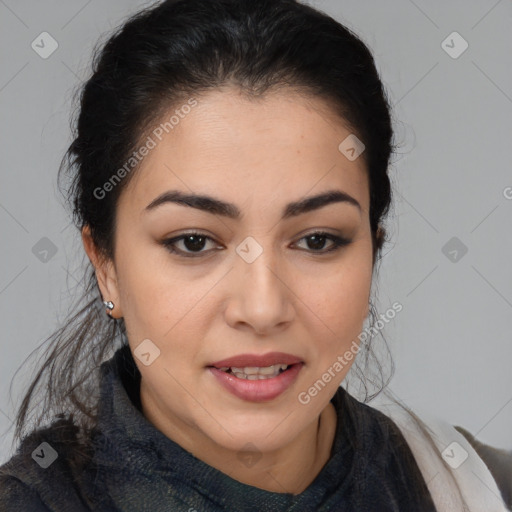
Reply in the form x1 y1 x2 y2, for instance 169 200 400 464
0 415 98 511
371 397 511 512
0 474 50 511
455 426 512 511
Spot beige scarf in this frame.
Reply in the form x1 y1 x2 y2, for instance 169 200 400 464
372 399 509 512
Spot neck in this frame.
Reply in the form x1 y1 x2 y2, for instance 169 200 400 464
141 383 338 494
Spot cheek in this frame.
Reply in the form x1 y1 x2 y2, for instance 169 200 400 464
113 240 174 335
304 257 373 341
116 245 215 347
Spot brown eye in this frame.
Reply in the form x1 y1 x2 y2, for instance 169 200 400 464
295 232 351 254
162 231 351 259
163 232 219 257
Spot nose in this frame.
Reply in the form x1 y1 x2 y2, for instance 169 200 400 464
223 240 294 335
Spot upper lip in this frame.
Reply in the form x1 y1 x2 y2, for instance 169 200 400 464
208 352 303 368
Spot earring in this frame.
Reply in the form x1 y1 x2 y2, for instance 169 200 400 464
103 300 115 316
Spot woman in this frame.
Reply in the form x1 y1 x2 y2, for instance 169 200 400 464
0 0 509 510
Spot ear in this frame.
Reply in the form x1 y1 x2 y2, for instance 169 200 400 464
81 225 123 319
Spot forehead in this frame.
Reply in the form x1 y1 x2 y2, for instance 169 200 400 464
120 88 369 216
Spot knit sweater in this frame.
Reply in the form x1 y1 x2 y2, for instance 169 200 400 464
0 344 506 511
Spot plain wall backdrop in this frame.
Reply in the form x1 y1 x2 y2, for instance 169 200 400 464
1 0 511 464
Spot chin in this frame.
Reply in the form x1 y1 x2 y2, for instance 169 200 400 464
205 420 301 453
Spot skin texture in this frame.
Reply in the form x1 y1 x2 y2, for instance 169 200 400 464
82 88 375 494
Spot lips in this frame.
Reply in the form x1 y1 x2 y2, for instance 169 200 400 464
208 351 303 369
208 363 304 402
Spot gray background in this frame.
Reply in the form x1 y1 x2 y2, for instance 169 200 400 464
1 0 511 464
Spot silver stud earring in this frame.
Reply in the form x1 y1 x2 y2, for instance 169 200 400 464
103 300 115 316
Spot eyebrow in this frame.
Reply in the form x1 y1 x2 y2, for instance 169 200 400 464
144 189 361 220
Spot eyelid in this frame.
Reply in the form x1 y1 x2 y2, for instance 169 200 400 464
162 230 352 258
162 231 222 258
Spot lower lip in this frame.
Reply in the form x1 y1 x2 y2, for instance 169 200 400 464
208 363 304 402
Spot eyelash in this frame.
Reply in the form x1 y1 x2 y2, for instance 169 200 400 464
162 231 351 258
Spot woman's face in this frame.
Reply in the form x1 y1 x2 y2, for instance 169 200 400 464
90 88 374 453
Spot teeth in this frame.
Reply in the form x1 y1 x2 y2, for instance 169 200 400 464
220 364 290 380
